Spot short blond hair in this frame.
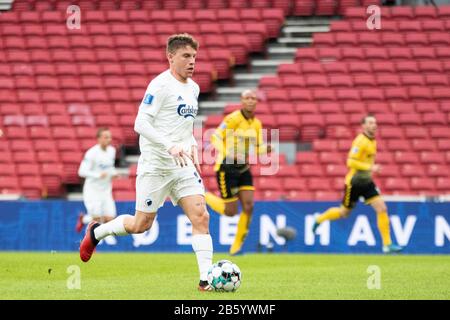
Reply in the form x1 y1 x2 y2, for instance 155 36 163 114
96 127 110 138
166 33 199 54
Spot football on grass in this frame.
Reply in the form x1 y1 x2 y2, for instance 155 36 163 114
207 259 241 292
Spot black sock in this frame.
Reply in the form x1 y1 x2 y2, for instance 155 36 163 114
199 280 209 286
90 223 100 246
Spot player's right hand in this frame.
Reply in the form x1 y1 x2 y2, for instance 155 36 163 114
168 145 192 167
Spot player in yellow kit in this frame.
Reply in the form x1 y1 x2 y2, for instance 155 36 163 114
312 114 403 253
205 89 271 255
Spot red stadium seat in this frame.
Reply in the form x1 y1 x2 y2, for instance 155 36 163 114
285 190 314 200
401 164 425 177
376 152 394 164
314 191 340 201
307 177 330 191
324 164 347 177
436 177 450 191
430 127 450 139
0 175 20 193
114 190 136 201
312 140 337 152
16 163 40 177
379 127 403 139
437 139 450 151
10 140 33 152
420 152 446 164
319 103 341 113
384 178 410 192
429 164 449 179
411 139 435 152
281 179 307 195
404 127 428 139
394 151 419 164
276 115 300 141
37 151 59 163
293 0 314 16
410 178 435 193
387 140 410 152
0 163 16 177
295 152 318 164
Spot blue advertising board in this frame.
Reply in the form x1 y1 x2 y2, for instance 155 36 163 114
0 201 448 253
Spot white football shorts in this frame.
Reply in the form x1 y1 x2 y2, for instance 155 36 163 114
83 193 117 218
135 165 205 213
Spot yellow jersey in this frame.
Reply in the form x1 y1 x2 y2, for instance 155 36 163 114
345 133 377 185
211 110 267 172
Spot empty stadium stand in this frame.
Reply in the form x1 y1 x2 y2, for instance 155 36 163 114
214 4 450 201
1 1 449 202
0 0 287 198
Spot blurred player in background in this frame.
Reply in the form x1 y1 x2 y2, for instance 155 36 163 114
205 89 271 255
312 114 403 253
76 127 118 246
79 34 214 291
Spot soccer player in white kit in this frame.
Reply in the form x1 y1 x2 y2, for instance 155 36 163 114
79 34 214 291
76 128 117 235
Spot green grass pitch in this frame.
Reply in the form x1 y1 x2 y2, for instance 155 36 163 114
0 252 449 300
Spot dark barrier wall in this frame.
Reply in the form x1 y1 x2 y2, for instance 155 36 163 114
0 201 448 253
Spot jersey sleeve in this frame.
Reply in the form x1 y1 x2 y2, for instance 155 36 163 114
78 150 101 179
194 83 200 99
346 137 371 171
138 82 168 117
110 147 118 176
255 119 268 155
210 113 239 152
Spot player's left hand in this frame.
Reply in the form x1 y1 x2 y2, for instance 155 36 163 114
191 145 202 174
169 145 191 167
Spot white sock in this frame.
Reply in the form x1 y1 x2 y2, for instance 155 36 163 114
82 214 92 224
103 235 117 245
94 214 131 241
192 234 213 281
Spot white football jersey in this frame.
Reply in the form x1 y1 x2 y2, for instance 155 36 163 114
136 69 200 174
78 144 117 195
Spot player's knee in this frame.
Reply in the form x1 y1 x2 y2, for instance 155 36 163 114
199 210 210 226
376 204 387 214
224 206 238 217
131 216 154 233
242 201 254 215
131 222 151 233
192 207 210 230
137 223 152 233
340 208 351 218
